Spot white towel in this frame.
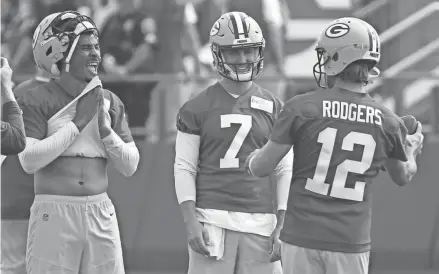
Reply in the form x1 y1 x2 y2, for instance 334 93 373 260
203 223 225 260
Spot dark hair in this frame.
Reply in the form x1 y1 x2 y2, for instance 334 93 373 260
327 60 376 87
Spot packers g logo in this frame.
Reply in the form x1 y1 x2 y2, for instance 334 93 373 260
210 21 220 36
325 23 350 38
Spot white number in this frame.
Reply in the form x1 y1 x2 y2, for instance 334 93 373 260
305 127 376 201
220 114 252 169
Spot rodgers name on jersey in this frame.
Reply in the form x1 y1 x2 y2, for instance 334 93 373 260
322 100 383 125
177 82 283 214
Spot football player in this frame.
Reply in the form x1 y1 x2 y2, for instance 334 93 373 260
245 17 424 274
174 12 293 274
17 11 139 273
1 64 49 274
1 57 26 156
1 57 27 274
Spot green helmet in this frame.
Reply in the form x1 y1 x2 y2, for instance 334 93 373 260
313 17 381 87
210 12 265 82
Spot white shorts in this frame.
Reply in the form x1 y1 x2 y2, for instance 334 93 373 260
1 219 28 274
281 241 369 274
26 193 125 274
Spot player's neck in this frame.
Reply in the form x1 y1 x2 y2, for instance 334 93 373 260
334 79 366 94
35 69 51 82
219 77 253 96
57 73 88 98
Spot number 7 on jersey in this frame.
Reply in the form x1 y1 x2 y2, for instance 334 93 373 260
220 114 252 169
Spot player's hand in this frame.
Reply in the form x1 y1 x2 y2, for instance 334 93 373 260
268 227 282 262
1 57 14 98
97 89 112 139
245 149 260 176
185 219 211 256
406 122 424 158
72 89 99 132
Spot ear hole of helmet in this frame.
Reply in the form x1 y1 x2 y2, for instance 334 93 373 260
46 47 53 56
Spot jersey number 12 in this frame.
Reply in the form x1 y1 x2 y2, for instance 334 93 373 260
305 127 376 202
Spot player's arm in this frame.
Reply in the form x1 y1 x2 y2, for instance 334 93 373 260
1 68 26 155
272 146 293 228
174 130 199 221
174 103 202 221
383 122 424 186
248 140 292 178
18 93 80 174
384 153 417 186
1 98 26 155
101 94 139 177
174 105 211 256
247 105 297 178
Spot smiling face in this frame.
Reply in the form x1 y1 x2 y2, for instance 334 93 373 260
67 31 101 81
221 47 259 74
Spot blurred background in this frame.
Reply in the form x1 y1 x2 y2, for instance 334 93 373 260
1 0 439 273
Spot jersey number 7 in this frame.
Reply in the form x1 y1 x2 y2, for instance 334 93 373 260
220 114 252 169
305 127 377 202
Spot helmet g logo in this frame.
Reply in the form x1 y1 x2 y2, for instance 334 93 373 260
210 21 220 36
325 23 350 38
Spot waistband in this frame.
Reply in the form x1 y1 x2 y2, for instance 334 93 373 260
34 192 109 204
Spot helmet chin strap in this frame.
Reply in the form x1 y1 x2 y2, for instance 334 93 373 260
64 35 80 72
63 20 96 72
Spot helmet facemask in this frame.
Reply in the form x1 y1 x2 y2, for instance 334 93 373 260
211 43 264 82
313 48 330 88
